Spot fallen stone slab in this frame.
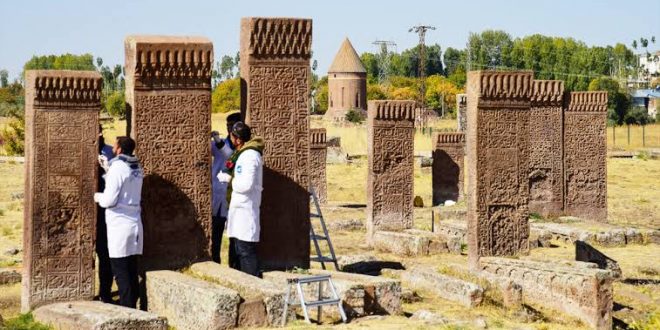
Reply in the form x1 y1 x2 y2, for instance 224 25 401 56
326 218 364 231
308 269 402 316
371 229 460 256
575 241 622 279
33 301 167 330
146 270 239 330
262 271 365 319
410 309 449 325
400 267 483 308
0 268 21 285
189 262 285 327
337 254 405 276
478 257 614 330
531 222 659 246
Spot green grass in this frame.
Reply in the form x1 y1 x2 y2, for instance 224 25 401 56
1 313 52 330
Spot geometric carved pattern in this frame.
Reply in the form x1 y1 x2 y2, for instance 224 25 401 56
125 36 213 271
432 132 465 205
240 17 312 270
456 94 467 132
529 80 564 216
23 70 101 311
310 128 327 204
466 71 532 267
563 91 608 222
367 100 415 238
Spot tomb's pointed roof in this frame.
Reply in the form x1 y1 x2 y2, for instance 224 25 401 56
328 38 366 74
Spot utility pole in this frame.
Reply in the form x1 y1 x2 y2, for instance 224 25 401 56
409 24 436 109
372 40 397 85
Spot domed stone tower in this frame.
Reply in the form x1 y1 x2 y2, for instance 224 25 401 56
325 38 367 121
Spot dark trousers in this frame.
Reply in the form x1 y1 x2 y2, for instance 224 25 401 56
211 214 227 263
110 255 139 308
229 237 260 277
96 206 114 303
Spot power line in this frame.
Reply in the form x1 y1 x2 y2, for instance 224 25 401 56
372 40 397 85
409 25 436 108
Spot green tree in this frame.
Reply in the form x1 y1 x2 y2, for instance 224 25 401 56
624 106 651 125
211 78 240 113
219 55 236 80
0 69 8 88
589 77 629 125
314 76 328 114
367 83 388 100
360 52 380 83
443 47 465 76
23 53 96 75
105 91 126 118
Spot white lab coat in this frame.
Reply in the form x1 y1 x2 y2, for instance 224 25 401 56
94 155 144 258
211 138 234 218
225 149 263 242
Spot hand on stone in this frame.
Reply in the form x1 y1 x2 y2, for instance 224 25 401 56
93 193 102 203
98 155 109 172
217 172 232 183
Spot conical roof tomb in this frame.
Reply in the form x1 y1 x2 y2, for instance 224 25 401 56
328 38 366 74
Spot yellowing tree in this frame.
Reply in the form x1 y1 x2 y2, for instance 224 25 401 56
212 78 240 113
425 75 463 114
389 86 417 100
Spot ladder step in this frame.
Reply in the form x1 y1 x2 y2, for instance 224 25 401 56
303 299 341 307
311 234 327 240
310 213 321 218
310 256 336 263
287 274 332 284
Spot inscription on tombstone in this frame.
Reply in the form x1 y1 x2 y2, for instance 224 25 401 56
367 100 416 238
23 70 101 310
466 71 531 267
240 17 312 269
456 94 467 132
310 128 327 204
125 36 213 270
432 132 465 205
529 80 564 217
563 92 608 222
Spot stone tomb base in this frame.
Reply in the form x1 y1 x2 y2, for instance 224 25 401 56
478 257 614 330
371 229 461 256
400 266 484 308
33 301 167 330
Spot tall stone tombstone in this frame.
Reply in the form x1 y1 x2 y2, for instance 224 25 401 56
310 128 327 204
367 100 415 238
23 70 101 311
466 71 532 267
529 80 565 217
240 17 312 270
432 132 465 205
456 94 467 132
563 92 608 221
125 36 213 270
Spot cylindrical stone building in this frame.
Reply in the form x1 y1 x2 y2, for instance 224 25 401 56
325 38 367 122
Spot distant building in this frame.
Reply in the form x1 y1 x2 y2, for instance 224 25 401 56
325 38 367 122
639 51 660 76
631 88 660 118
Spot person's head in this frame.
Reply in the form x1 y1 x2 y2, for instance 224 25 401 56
113 136 136 156
226 113 242 135
229 122 251 149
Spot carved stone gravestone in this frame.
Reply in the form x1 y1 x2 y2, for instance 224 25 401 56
432 132 465 205
456 94 467 132
310 128 327 204
240 17 312 269
125 35 213 270
563 92 608 222
367 100 415 238
23 70 101 311
466 71 531 267
529 80 564 217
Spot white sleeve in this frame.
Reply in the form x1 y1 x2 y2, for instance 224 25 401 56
96 163 125 208
231 151 259 194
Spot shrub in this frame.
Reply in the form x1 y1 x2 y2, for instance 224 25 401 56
345 108 364 124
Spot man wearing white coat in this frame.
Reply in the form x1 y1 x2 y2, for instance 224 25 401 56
94 136 144 308
218 122 264 277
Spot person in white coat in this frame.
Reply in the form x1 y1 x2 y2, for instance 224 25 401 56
94 136 144 308
210 112 241 263
217 122 264 277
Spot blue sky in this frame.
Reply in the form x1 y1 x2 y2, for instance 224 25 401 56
1 0 659 79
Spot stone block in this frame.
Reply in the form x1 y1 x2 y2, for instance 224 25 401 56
478 257 614 330
371 229 460 256
146 270 239 330
310 128 328 203
432 133 465 205
33 301 167 330
189 262 284 326
400 267 483 308
575 241 622 279
0 268 21 285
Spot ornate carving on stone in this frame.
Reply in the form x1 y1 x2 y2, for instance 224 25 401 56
125 36 213 270
432 133 465 205
529 80 564 216
456 94 467 132
563 91 608 221
309 128 327 204
367 100 415 238
23 70 101 311
466 71 531 267
125 36 213 90
241 17 312 270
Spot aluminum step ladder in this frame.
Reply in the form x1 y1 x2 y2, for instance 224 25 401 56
280 274 347 325
309 187 339 270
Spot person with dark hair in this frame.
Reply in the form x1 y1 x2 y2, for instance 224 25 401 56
217 122 264 277
210 112 241 264
96 125 115 303
94 136 143 308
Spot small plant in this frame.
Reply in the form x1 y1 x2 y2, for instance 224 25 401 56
344 108 364 124
2 313 52 330
636 150 650 161
529 213 544 221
